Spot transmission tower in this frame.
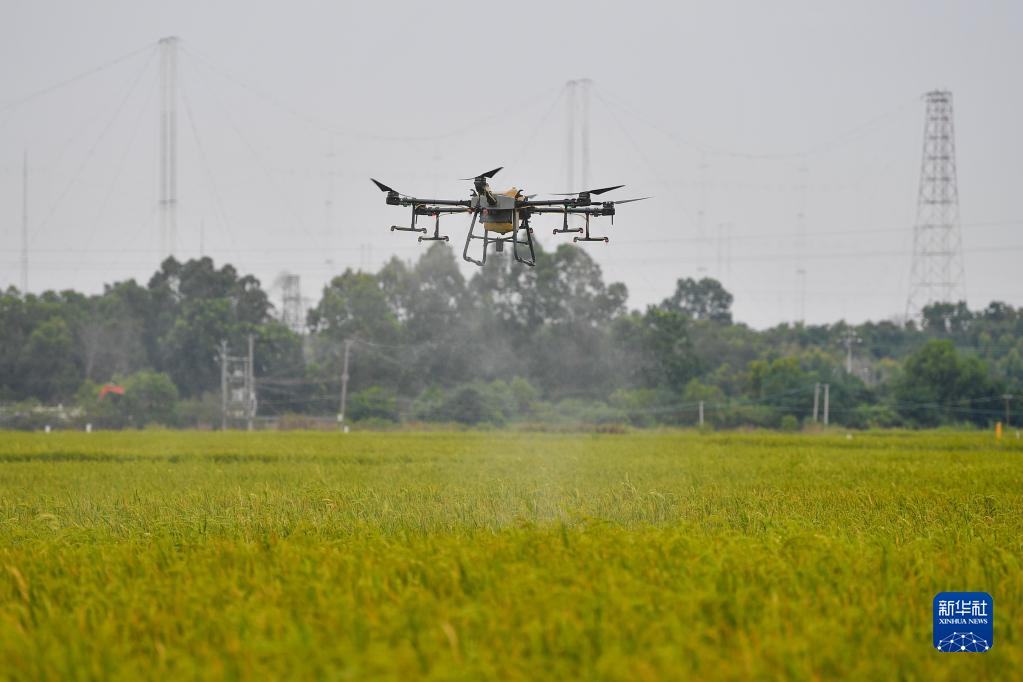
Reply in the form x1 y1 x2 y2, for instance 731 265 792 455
794 163 808 323
906 90 966 320
325 141 335 238
20 150 28 293
159 37 179 259
564 79 592 191
281 274 304 333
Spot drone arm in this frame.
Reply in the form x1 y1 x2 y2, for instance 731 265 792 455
528 206 607 215
414 205 470 215
518 198 579 208
408 198 472 207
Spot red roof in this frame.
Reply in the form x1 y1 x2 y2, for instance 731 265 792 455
98 384 125 399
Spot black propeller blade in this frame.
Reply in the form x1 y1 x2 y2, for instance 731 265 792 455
371 178 398 193
552 184 625 196
458 166 503 181
608 197 651 205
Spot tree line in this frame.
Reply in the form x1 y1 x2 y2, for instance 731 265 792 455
1 242 1020 429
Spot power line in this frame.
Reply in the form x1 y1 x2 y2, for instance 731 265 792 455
180 44 562 143
185 53 325 253
594 84 919 161
68 67 159 283
179 67 242 265
5 218 1020 255
28 47 158 247
0 42 156 117
7 243 1023 273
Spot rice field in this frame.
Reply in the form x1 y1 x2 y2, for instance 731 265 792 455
0 429 1021 680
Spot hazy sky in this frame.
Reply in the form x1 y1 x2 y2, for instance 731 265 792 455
2 0 1021 328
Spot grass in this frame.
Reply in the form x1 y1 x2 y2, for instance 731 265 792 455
0 430 1021 680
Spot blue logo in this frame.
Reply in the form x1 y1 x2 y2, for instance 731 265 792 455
933 592 993 652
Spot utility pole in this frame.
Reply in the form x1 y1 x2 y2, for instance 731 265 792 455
220 340 228 431
813 382 820 423
338 339 353 431
221 338 256 430
796 268 807 325
20 150 28 293
841 330 861 374
906 90 966 321
698 400 705 427
823 383 830 426
325 139 336 244
246 334 255 432
716 222 727 281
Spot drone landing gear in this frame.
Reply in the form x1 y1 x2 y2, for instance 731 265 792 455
391 204 428 236
462 209 536 267
573 212 609 244
418 211 449 243
513 215 536 267
462 209 487 266
552 207 583 237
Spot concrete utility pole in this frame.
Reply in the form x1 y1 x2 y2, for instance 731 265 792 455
698 400 705 427
823 383 830 426
338 339 353 430
246 334 255 432
841 330 861 374
220 341 228 431
796 268 807 325
20 150 28 293
813 382 821 423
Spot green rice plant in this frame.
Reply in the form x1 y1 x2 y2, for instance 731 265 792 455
0 430 1020 679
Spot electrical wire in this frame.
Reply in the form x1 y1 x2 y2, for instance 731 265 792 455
180 44 563 143
28 47 158 246
0 42 157 117
179 66 242 266
593 84 919 162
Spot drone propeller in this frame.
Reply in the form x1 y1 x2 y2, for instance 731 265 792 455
371 178 408 196
553 184 625 196
458 166 503 181
607 196 651 205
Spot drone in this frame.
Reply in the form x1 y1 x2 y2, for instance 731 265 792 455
371 167 648 267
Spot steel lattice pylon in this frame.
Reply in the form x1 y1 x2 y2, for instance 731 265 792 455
158 36 179 259
906 90 966 321
281 274 304 334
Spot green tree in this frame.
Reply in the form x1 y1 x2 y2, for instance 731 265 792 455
661 277 733 323
894 340 1000 426
349 387 400 422
20 317 79 401
122 370 179 426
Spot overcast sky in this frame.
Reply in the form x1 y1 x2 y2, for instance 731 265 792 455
2 0 1021 328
